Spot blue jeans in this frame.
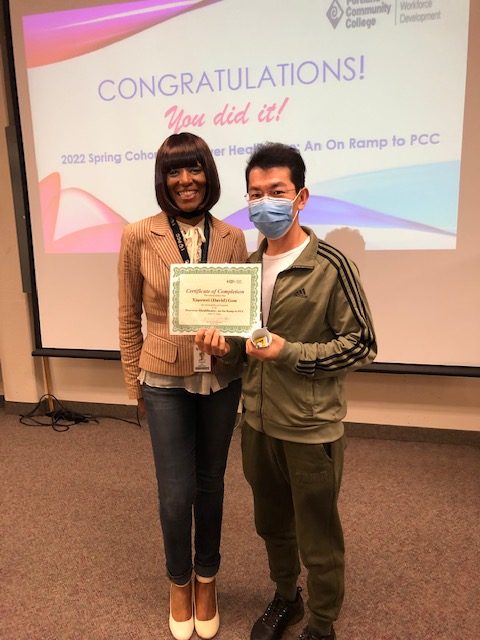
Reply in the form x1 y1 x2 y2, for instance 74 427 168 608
142 379 241 585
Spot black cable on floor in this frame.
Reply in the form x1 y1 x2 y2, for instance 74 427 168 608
19 393 141 431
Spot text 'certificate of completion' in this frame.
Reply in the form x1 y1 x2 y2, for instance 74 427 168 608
169 263 261 336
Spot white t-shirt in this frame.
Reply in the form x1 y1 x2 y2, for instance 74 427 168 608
262 237 309 325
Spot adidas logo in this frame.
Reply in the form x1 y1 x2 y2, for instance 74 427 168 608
294 288 307 298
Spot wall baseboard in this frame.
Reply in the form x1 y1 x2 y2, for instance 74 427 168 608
345 421 480 447
3 399 479 447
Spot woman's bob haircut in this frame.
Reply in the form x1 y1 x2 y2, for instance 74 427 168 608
155 132 221 217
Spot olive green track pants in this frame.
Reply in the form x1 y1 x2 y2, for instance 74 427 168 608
242 424 345 634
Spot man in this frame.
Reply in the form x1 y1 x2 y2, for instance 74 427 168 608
196 142 376 640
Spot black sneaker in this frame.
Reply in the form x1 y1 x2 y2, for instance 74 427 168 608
250 587 304 640
298 625 336 640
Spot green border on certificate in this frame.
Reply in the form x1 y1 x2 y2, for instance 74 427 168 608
169 263 261 336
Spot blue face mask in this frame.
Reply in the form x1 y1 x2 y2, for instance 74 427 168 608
248 194 299 240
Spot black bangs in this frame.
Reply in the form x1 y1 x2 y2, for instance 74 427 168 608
161 148 203 174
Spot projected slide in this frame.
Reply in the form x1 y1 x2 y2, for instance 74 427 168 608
22 0 468 254
10 0 474 358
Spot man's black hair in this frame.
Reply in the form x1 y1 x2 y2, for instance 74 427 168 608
245 142 306 192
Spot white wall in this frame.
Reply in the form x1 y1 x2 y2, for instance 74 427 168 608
1 43 44 403
346 372 480 430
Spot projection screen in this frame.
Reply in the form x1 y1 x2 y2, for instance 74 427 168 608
4 0 480 370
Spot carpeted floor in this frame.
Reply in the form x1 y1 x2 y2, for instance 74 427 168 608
1 409 479 640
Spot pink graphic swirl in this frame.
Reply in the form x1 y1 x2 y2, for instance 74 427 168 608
23 0 220 68
39 172 128 253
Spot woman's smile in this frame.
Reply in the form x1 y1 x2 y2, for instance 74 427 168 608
167 165 206 212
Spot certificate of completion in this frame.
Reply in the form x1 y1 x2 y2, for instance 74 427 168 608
169 263 261 336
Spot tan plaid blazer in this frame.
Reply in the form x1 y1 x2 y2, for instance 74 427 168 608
118 212 248 398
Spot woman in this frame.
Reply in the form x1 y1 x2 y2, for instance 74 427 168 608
118 132 247 640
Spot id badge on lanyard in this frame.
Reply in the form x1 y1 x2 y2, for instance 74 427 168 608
169 215 212 372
